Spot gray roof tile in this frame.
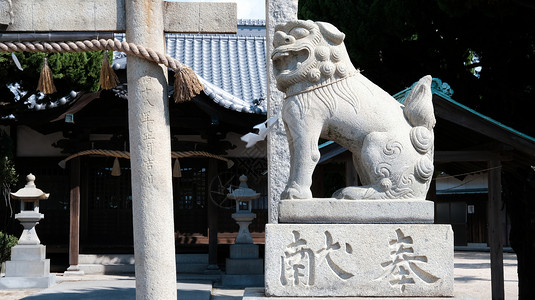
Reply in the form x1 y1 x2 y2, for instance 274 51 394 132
114 21 267 114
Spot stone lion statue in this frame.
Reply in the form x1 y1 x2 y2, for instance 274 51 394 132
272 20 435 200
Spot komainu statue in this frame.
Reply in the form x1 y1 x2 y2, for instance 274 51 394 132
272 20 435 200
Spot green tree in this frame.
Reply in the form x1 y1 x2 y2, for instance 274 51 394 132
299 0 535 136
0 231 18 264
0 51 106 117
0 129 17 230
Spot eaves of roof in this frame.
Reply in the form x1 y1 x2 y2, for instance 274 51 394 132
113 24 267 115
393 78 535 156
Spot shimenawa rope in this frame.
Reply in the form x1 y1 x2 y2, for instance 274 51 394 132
58 149 234 169
0 39 203 102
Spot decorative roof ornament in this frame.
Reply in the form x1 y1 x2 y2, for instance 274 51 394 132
431 78 454 98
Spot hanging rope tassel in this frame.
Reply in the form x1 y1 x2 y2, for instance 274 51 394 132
173 66 203 103
111 157 121 176
99 51 119 90
172 158 182 178
37 57 56 94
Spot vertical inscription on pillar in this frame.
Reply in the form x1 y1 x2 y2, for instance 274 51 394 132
141 111 155 177
140 77 157 184
375 228 439 292
141 79 155 107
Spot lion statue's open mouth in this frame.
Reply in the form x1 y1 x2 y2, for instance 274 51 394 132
272 49 309 78
272 20 436 201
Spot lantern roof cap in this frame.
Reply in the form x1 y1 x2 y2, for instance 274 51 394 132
227 175 260 200
10 174 49 201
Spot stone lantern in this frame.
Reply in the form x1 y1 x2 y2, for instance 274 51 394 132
227 175 260 244
11 174 49 245
0 174 56 289
223 175 263 286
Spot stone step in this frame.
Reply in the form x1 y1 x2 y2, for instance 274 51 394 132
77 254 209 275
221 274 264 287
77 263 134 275
225 258 263 275
79 254 209 264
78 254 135 265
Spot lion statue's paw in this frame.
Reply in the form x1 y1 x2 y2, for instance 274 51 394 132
333 186 381 200
281 182 313 200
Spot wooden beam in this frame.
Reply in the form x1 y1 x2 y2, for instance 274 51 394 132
2 0 236 33
488 160 505 300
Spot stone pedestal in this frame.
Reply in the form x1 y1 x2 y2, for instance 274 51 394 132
0 245 56 289
233 212 256 244
264 223 453 297
278 198 435 224
223 213 264 286
223 243 264 287
15 211 43 245
247 198 455 299
64 264 85 276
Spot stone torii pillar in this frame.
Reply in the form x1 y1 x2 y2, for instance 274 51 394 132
266 0 298 224
125 1 176 298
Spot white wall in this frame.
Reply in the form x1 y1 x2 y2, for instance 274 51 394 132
17 126 64 157
224 132 266 158
436 172 488 194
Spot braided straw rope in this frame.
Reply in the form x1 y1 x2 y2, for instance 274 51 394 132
0 39 203 102
58 149 233 169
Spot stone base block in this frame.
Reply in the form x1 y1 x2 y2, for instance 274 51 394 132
278 199 434 224
0 274 56 289
63 270 85 276
5 259 50 277
230 244 259 259
64 265 85 276
265 224 453 297
222 274 264 287
226 258 263 275
10 245 46 261
243 288 475 300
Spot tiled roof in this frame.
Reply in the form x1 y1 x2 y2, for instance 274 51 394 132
113 20 267 114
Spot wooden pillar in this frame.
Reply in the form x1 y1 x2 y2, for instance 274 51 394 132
488 160 504 300
206 158 220 272
65 157 83 275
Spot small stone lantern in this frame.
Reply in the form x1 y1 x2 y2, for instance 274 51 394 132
223 175 264 286
227 175 260 244
0 174 56 289
10 174 49 245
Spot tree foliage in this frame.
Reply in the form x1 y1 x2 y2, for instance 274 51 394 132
298 0 535 136
0 231 18 263
0 129 16 187
0 51 106 115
